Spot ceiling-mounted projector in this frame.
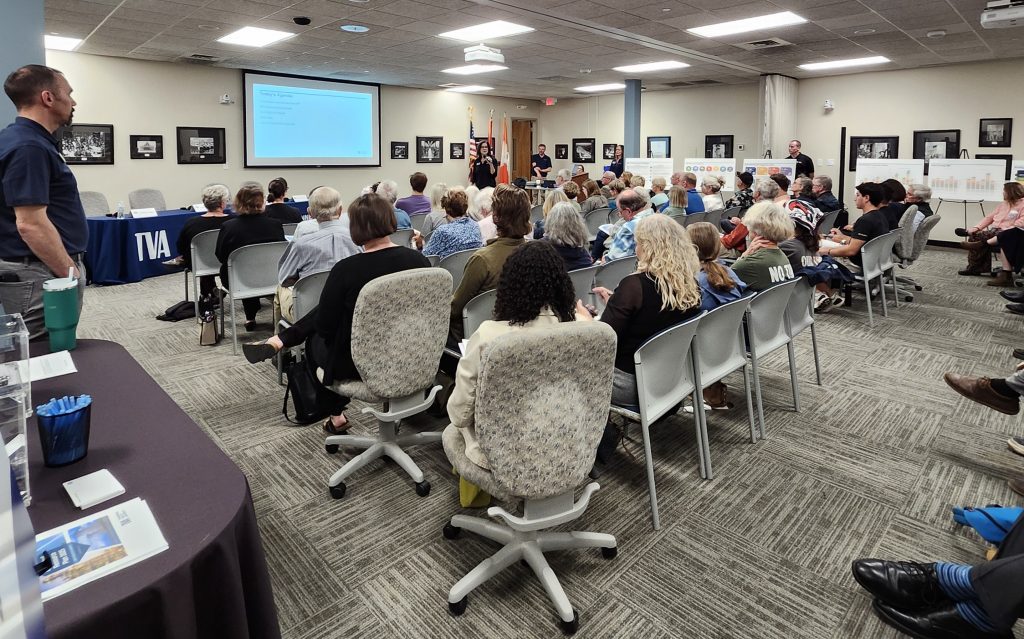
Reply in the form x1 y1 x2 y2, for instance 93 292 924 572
981 0 1024 28
464 44 505 64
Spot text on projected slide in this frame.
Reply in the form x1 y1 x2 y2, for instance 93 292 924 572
252 84 373 159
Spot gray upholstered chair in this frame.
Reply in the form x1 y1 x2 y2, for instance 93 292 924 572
745 278 800 439
324 268 452 498
79 190 109 217
442 322 618 634
894 213 941 301
127 188 167 211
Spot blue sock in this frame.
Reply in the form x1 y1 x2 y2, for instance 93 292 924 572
935 562 976 601
955 600 1000 634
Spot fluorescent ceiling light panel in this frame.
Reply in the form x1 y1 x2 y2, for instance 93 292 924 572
44 35 82 51
445 85 493 93
798 56 890 70
687 11 806 38
613 60 690 73
574 83 626 93
439 20 534 42
217 26 295 47
442 64 508 75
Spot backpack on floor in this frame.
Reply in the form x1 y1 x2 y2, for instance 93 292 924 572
157 300 196 322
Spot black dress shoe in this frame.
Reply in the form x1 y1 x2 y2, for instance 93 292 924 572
852 560 949 611
1013 348 1024 360
955 227 970 237
872 599 1015 639
1007 303 1024 316
1001 290 1024 302
958 269 988 276
242 342 277 364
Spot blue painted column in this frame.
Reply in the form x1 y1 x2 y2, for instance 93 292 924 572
0 0 45 124
624 79 641 158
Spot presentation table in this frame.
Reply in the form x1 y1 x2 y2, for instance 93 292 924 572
28 340 281 639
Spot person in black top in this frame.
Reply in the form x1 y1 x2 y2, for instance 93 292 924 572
530 143 552 179
471 141 497 189
609 144 624 177
820 182 888 268
215 183 285 330
243 193 429 434
811 175 842 213
788 139 814 178
176 184 230 297
878 179 908 230
263 177 302 223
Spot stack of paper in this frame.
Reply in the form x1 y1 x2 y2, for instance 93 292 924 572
63 470 125 510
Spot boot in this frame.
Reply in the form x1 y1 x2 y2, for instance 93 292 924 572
988 269 1015 287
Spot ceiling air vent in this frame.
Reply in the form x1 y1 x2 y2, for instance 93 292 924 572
183 54 220 64
537 75 573 82
736 37 792 50
688 79 721 85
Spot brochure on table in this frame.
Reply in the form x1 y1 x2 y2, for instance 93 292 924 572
927 159 1006 201
742 159 797 181
683 158 737 192
855 159 925 190
624 158 674 185
35 497 168 601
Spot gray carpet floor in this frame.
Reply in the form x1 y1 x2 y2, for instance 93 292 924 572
76 246 1024 638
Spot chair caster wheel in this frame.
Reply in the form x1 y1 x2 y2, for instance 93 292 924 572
329 483 346 499
325 443 339 454
601 546 618 559
914 285 922 291
442 523 461 539
415 480 431 497
903 296 913 302
448 596 467 617
559 610 579 635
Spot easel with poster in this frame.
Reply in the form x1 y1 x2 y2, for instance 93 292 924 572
624 158 674 185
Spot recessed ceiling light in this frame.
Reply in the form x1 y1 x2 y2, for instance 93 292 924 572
217 26 295 47
340 24 369 33
662 7 671 12
853 28 876 35
613 60 690 73
687 11 806 38
574 83 626 93
798 55 890 71
44 35 82 51
445 85 493 93
348 0 370 3
927 29 947 38
439 20 534 42
442 64 508 75
197 24 220 31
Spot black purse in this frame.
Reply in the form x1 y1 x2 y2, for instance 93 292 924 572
282 354 329 425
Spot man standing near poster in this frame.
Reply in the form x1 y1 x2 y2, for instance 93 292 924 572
0 65 87 338
531 143 552 179
789 139 815 178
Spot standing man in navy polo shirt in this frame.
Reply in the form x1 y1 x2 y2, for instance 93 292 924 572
530 144 552 179
0 65 87 338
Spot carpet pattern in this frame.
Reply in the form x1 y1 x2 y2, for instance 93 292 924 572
76 247 1024 638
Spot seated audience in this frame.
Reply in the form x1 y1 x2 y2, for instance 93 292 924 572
215 183 286 331
620 171 634 187
395 171 431 216
465 184 481 219
701 175 725 211
811 175 841 212
600 170 616 188
664 186 688 217
176 183 230 294
533 188 570 240
263 177 303 224
543 202 593 270
820 182 888 268
683 172 706 213
572 164 585 176
375 180 413 230
687 222 746 311
555 168 571 188
604 189 654 261
606 178 626 211
581 179 608 214
291 185 329 240
722 179 782 251
904 183 934 232
422 190 483 259
726 171 755 210
450 183 531 341
791 177 818 208
731 201 796 291
474 187 497 241
769 173 791 204
650 176 669 211
878 179 908 230
629 175 646 188
275 186 359 323
418 182 450 243
780 204 824 273
563 180 582 212
956 181 1024 281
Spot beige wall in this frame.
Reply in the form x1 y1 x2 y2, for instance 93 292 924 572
46 50 541 209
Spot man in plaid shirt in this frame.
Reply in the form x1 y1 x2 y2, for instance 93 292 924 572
604 189 653 262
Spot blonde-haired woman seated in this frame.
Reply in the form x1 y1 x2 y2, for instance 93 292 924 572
731 201 795 291
418 182 450 243
533 188 570 240
582 214 703 406
650 176 669 211
701 175 725 211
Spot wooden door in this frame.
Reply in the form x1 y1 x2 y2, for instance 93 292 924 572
511 119 533 181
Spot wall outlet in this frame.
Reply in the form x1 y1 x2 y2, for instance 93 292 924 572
826 159 834 166
737 143 745 151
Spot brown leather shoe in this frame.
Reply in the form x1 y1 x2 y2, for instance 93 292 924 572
1010 475 1024 497
988 270 1015 287
942 372 1020 415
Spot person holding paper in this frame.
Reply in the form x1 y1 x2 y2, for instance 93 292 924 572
0 64 86 339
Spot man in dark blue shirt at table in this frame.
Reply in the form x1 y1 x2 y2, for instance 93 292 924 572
0 65 87 339
531 144 552 179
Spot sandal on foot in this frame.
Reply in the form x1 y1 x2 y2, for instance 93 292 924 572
323 415 351 435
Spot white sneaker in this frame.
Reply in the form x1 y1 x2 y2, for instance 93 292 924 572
814 291 832 313
1009 436 1024 457
830 291 845 308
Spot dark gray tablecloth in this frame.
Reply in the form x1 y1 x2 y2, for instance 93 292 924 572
27 339 280 639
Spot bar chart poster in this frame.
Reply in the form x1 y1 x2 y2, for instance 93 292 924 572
684 158 736 192
742 159 797 182
928 159 1006 201
855 159 924 190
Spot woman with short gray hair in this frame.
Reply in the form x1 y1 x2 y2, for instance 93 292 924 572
175 184 232 304
543 202 593 270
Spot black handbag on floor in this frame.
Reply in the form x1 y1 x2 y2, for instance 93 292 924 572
282 355 328 425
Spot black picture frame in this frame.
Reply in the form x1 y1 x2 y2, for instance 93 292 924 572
176 127 225 164
704 135 734 159
602 143 617 160
647 136 671 159
449 142 465 160
849 135 900 172
980 118 1012 148
391 142 408 160
60 124 114 165
416 136 443 163
129 134 163 160
976 153 1014 181
912 129 959 175
572 138 595 164
554 144 568 160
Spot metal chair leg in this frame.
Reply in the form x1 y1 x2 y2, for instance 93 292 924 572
787 341 800 413
810 323 822 386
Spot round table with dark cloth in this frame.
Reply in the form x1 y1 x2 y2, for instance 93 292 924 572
27 339 280 639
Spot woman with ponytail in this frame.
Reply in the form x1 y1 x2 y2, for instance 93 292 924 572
686 221 747 310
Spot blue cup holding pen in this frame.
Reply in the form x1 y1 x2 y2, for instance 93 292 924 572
36 395 92 467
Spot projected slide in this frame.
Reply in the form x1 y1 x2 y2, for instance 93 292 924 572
244 72 381 168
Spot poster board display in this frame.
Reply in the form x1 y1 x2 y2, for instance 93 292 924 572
683 158 737 192
625 158 674 185
855 159 925 190
742 159 797 182
927 159 1007 201
1012 160 1024 186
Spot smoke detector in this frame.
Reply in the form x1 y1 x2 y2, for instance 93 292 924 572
464 44 504 64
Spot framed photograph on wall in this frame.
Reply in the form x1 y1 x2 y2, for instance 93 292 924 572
849 135 899 172
980 118 1012 147
449 142 465 160
554 144 568 160
416 136 443 163
129 134 163 160
391 142 408 160
572 138 595 164
647 136 671 159
976 154 1014 180
704 135 734 159
61 124 114 165
602 143 617 160
912 129 959 174
176 127 225 164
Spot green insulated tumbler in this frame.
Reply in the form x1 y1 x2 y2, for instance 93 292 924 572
42 277 79 352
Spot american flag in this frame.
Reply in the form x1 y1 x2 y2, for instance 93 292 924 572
468 121 477 165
